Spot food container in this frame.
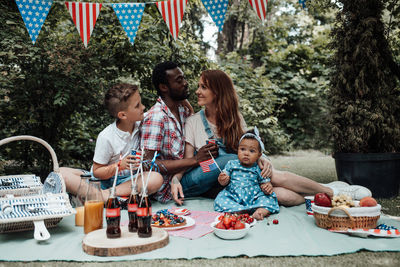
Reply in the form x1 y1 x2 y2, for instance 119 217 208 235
304 196 314 216
312 202 381 230
0 135 74 239
210 221 250 240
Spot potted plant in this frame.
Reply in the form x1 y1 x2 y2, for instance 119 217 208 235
329 0 400 198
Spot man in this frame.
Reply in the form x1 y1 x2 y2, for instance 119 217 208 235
140 61 218 203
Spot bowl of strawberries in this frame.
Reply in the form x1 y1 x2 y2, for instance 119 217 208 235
211 213 251 240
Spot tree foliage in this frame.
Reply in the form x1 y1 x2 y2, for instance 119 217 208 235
329 0 400 153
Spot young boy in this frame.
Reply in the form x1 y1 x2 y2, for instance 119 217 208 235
92 83 163 194
60 84 163 199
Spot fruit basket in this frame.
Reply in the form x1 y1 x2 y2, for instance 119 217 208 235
312 202 381 230
0 135 74 238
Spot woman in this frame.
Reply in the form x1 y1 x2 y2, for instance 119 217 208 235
171 70 371 206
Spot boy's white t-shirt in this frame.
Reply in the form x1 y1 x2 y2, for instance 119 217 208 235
93 120 141 166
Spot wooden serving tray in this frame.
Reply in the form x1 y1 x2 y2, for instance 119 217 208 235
82 227 169 256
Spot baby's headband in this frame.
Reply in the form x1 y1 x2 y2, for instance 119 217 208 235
239 126 265 152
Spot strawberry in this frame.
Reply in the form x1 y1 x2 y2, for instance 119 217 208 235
216 221 225 229
273 219 279 225
234 220 245 229
223 215 232 228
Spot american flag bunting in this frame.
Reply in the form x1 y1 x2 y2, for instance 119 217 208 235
248 0 268 22
156 0 188 40
201 0 229 32
65 1 102 48
112 3 145 47
15 0 53 44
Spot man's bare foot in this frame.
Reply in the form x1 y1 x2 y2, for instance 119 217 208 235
252 208 270 221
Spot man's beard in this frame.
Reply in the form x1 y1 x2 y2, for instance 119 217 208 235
170 86 189 101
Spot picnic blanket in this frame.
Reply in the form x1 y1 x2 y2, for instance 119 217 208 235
0 197 399 261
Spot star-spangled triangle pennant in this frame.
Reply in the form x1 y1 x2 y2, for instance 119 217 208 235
65 1 102 48
15 0 53 44
112 3 145 46
156 0 188 40
248 0 268 22
201 0 229 32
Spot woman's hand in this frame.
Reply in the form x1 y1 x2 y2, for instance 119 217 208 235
195 143 219 163
258 157 273 178
170 176 184 205
261 182 273 195
181 99 194 115
218 172 230 186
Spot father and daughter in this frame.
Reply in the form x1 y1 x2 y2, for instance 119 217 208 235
61 62 372 220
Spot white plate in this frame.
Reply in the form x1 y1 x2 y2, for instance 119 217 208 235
336 228 400 238
152 216 195 231
214 215 257 227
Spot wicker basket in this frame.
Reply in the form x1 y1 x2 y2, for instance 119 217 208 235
0 135 73 234
312 204 381 231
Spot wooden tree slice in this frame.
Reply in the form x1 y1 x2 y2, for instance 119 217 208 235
82 227 169 256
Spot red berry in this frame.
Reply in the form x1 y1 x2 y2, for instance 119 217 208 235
273 219 279 225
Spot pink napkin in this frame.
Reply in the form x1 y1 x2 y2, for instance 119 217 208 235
167 208 222 239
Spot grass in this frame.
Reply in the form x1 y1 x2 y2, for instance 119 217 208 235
2 150 399 266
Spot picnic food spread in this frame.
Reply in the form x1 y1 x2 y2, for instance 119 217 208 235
151 209 186 228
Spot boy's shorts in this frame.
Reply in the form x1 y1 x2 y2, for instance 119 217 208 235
82 170 134 190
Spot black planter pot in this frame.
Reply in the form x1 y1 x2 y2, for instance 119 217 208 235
333 153 400 198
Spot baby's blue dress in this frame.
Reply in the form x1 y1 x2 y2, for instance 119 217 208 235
214 159 280 214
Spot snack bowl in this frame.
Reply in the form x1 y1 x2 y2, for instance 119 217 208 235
210 221 250 240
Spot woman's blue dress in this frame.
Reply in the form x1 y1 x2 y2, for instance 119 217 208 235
214 159 280 214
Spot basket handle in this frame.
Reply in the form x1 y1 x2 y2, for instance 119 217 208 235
0 135 59 173
327 206 356 228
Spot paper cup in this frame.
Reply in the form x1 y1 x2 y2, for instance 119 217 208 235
304 196 314 216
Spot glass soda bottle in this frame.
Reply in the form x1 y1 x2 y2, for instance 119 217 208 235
128 185 139 232
105 187 121 238
137 190 152 238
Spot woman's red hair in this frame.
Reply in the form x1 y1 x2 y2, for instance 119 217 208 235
201 70 244 152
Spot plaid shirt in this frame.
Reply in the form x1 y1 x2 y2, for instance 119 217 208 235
140 97 190 202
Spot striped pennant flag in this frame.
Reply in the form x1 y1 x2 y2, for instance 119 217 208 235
248 0 268 22
15 0 53 44
112 3 145 47
156 0 188 40
201 0 229 32
65 1 102 48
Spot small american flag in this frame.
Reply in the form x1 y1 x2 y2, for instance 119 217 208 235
248 0 268 22
156 0 188 40
65 1 102 48
199 158 218 173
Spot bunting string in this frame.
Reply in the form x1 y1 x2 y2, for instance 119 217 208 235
14 0 307 47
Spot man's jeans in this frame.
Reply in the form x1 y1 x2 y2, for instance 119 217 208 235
180 153 237 197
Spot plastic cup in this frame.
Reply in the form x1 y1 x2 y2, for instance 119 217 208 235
304 196 314 216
